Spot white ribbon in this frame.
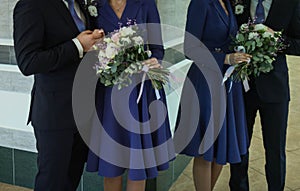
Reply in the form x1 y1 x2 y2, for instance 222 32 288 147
223 45 251 92
136 65 161 104
222 65 236 85
234 46 246 53
243 79 250 92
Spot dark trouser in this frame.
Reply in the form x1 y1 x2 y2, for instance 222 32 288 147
33 129 88 191
230 89 289 191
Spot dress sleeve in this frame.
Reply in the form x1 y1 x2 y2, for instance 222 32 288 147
184 0 208 60
145 0 164 61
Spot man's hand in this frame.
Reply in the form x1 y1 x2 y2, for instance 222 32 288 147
266 26 275 35
77 29 104 52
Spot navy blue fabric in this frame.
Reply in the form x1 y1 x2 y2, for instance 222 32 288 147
254 0 265 23
66 0 86 31
86 0 175 181
178 0 249 165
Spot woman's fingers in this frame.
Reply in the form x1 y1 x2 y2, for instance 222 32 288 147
143 58 161 69
232 53 252 64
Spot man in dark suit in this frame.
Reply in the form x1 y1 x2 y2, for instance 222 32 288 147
230 0 300 190
13 0 103 190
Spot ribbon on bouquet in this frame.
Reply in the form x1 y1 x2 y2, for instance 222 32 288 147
222 65 250 92
222 65 236 93
222 46 251 92
136 65 161 104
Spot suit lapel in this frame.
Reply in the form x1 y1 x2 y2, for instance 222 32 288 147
76 0 91 29
264 0 278 25
213 0 229 27
50 0 79 33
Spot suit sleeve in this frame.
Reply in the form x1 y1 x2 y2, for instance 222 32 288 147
13 0 80 76
285 0 300 56
146 0 164 61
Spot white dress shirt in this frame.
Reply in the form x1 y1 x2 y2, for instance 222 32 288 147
250 0 273 21
62 0 86 58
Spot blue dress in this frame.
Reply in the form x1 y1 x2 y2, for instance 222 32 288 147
86 0 175 180
177 0 249 165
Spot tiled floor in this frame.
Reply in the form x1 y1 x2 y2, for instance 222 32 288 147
0 182 31 191
0 56 299 191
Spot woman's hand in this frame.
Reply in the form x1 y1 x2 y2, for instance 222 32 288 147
225 53 252 65
143 58 162 69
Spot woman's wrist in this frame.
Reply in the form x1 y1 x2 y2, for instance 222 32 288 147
225 54 232 65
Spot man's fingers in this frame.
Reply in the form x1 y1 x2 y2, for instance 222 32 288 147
81 30 93 34
92 29 105 39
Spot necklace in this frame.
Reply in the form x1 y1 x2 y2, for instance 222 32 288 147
110 0 126 12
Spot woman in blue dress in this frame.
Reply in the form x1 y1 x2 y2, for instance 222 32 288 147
86 0 175 190
177 0 251 190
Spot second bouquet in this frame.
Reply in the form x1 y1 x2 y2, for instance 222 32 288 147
230 23 286 82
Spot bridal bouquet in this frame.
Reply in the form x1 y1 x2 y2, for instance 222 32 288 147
93 24 169 90
229 23 286 81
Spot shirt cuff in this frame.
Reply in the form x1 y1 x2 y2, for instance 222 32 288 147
72 38 84 58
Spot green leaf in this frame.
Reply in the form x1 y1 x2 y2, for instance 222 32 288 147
237 33 245 42
110 65 117 73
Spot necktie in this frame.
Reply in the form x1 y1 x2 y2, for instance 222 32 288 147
65 0 86 32
255 0 265 24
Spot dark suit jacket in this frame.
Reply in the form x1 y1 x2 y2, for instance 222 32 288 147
13 0 97 130
233 0 300 103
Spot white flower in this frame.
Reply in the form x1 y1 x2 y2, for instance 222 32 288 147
132 36 144 45
262 31 274 38
98 50 106 58
240 23 249 31
248 32 259 40
235 5 244 15
105 44 119 59
119 26 136 37
111 33 120 44
88 5 98 17
120 37 131 45
254 24 267 32
104 37 112 43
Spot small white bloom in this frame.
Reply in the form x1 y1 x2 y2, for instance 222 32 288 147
119 27 136 37
104 37 112 43
120 37 131 45
105 44 119 59
98 50 106 58
240 23 249 31
262 31 274 38
254 24 267 32
132 36 144 45
235 5 244 15
248 32 259 40
88 5 98 17
111 33 120 44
